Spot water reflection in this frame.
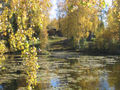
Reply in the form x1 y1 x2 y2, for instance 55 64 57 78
1 77 27 90
0 85 3 90
106 63 120 90
99 72 114 90
0 54 120 90
51 77 60 87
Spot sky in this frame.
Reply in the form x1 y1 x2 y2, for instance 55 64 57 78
49 0 113 20
102 0 113 26
49 0 57 20
105 0 112 6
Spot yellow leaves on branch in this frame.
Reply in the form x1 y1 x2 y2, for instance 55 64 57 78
61 3 99 45
0 40 8 54
118 12 120 21
0 0 51 53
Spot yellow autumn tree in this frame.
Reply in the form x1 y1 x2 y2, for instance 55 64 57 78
0 1 50 89
0 0 50 53
95 0 120 51
61 0 100 48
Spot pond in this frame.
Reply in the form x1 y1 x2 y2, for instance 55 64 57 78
0 51 120 90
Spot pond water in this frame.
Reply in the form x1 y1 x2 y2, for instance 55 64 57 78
0 51 120 90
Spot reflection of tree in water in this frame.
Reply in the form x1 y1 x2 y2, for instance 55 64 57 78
66 68 100 90
1 54 120 90
106 63 120 90
39 57 110 90
0 54 37 90
39 57 103 90
99 71 114 90
1 77 26 90
0 54 51 90
64 58 100 89
67 60 120 90
0 55 6 90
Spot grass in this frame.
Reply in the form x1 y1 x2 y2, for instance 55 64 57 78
48 36 66 44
